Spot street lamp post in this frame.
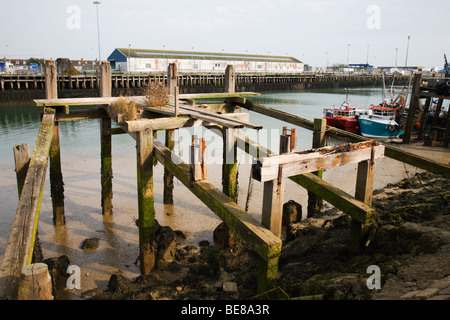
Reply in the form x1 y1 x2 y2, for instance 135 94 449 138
405 36 410 69
347 43 350 66
93 1 101 67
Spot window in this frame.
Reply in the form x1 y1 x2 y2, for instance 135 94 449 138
146 63 152 68
193 64 199 69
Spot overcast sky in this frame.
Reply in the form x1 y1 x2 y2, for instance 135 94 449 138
1 0 449 68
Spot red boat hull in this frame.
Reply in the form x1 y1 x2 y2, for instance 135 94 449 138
325 117 360 133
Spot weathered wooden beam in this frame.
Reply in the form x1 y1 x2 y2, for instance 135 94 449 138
136 129 156 274
253 141 385 182
125 117 193 132
44 60 57 100
13 144 30 199
238 98 450 178
0 113 55 300
33 92 260 107
55 108 107 121
225 65 236 93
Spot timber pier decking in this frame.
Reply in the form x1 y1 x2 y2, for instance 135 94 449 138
0 61 448 300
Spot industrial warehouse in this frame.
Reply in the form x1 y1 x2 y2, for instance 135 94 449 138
107 48 304 73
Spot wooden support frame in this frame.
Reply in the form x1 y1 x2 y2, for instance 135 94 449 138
152 137 282 292
403 73 422 144
0 112 55 300
222 128 238 202
253 141 385 182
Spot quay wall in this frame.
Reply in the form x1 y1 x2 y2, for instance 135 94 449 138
0 73 410 104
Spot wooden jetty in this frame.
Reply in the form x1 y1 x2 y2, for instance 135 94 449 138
1 60 448 300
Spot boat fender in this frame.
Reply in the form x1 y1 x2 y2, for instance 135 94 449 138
388 125 396 131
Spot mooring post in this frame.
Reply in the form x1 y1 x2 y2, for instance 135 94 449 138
307 118 326 218
351 152 375 254
45 60 65 225
13 144 30 199
100 61 113 216
403 73 422 144
222 128 238 202
225 65 236 93
163 129 175 204
136 128 156 274
167 63 178 95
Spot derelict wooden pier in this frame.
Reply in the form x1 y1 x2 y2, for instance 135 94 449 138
1 61 449 300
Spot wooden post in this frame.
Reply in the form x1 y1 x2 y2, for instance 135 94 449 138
308 119 326 218
167 63 178 95
417 97 431 141
163 129 175 204
351 150 375 254
100 61 113 215
444 109 450 148
44 60 57 100
262 178 285 238
174 86 180 117
225 65 236 93
222 128 238 202
136 128 156 274
50 120 65 225
18 263 53 300
190 135 203 182
431 98 444 128
13 144 30 199
45 60 65 225
403 73 422 144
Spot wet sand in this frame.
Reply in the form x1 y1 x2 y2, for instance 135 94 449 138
1 140 448 299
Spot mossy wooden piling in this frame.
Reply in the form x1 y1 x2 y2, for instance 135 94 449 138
45 60 65 225
136 128 156 274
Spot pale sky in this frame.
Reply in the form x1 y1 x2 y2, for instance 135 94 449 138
1 0 449 68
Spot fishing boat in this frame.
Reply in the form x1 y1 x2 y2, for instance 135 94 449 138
323 105 360 133
323 89 361 133
358 106 404 138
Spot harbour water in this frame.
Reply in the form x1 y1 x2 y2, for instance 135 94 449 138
0 87 437 298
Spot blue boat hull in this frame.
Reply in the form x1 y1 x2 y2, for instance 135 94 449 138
359 118 404 138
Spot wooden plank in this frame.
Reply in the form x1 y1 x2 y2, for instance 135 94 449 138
261 179 284 238
33 92 260 107
152 138 282 262
0 113 55 300
125 117 193 132
253 142 385 182
237 99 450 178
